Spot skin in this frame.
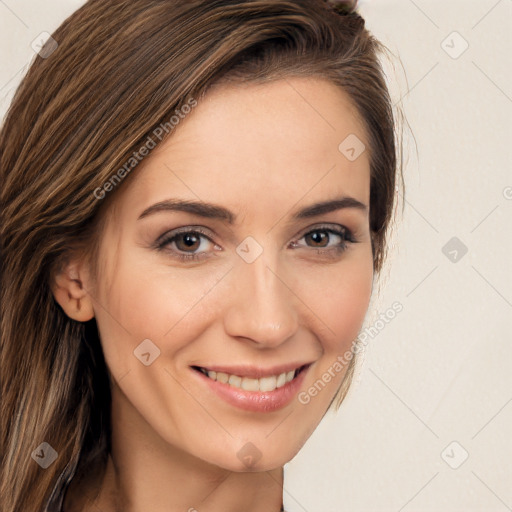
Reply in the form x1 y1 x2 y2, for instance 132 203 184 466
52 77 374 512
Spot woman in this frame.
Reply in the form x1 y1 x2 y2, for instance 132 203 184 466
0 0 403 510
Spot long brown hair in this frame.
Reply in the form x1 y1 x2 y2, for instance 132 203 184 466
0 1 404 510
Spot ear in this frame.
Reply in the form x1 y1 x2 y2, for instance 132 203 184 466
50 258 95 322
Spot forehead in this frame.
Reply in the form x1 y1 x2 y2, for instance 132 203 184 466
114 77 370 220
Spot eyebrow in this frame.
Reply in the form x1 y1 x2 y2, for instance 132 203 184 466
137 196 368 223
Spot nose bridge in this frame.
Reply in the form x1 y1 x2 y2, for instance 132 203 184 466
223 254 298 347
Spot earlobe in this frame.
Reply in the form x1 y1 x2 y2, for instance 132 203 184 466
50 262 95 322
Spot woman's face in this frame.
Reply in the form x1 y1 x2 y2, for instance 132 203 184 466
87 77 373 471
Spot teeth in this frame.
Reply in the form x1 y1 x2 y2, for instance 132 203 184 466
276 372 286 388
259 375 277 392
228 374 242 387
241 377 259 391
216 371 229 383
198 367 298 391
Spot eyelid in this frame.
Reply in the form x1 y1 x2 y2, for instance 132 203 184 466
292 222 355 243
155 225 216 246
155 222 357 262
155 227 220 263
156 223 353 246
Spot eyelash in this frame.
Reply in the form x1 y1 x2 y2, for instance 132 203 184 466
156 225 357 262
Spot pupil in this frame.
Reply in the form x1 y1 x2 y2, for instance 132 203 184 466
179 234 199 250
310 231 327 246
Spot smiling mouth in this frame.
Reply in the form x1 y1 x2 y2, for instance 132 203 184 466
191 364 309 392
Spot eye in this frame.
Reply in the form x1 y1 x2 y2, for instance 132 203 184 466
290 224 356 256
155 224 357 263
156 227 220 262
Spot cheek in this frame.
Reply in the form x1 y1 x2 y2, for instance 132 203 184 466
93 251 227 372
305 253 374 354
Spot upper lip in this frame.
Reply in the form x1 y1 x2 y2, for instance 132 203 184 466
192 362 313 379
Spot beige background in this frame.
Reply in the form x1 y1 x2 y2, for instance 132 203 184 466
1 1 511 511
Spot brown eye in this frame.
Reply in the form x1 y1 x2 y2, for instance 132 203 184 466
291 225 355 256
304 230 330 248
156 228 219 262
174 233 202 252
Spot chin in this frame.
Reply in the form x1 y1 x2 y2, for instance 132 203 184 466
202 437 308 473
218 455 290 473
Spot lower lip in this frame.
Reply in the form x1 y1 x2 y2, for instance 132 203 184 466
192 367 309 413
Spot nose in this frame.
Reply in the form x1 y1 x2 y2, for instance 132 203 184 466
222 256 299 348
